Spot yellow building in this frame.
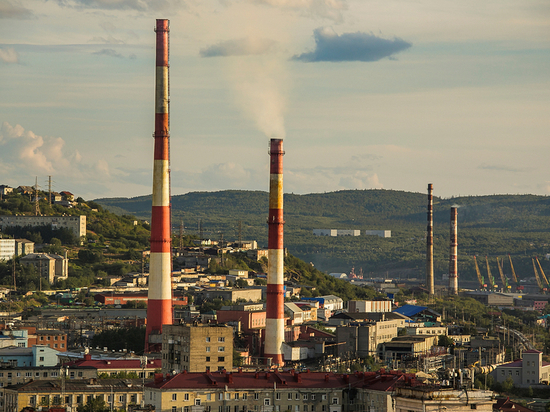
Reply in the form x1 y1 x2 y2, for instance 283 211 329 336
3 378 143 412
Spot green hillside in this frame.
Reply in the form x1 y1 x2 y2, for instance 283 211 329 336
95 190 550 281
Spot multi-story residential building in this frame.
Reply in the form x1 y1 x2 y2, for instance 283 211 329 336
63 353 161 377
0 330 28 349
14 239 34 256
0 345 59 367
335 314 405 360
20 253 68 284
145 370 412 412
162 324 234 373
492 349 550 387
394 386 494 412
3 378 143 412
0 239 15 262
0 215 86 239
348 300 392 313
0 365 96 388
195 288 262 303
35 329 68 352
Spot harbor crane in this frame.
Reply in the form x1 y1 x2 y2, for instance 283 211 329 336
485 256 498 290
532 258 546 292
508 254 524 291
496 257 510 291
473 256 487 290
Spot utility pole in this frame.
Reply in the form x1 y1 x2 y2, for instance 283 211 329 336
12 257 16 292
238 220 242 249
34 176 40 216
48 175 52 206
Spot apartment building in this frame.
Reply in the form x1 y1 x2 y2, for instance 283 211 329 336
0 215 86 239
162 324 234 373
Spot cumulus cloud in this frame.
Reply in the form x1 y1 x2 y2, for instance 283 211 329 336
200 37 278 57
55 0 184 12
0 122 110 181
0 1 33 19
252 0 348 23
92 48 123 58
0 48 19 64
292 27 412 62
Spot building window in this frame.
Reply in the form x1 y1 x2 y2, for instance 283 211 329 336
26 372 32 377
196 399 201 406
295 393 299 400
172 408 177 412
207 394 212 401
235 394 239 400
276 393 281 400
61 343 65 348
172 394 177 401
218 347 225 352
206 357 211 362
311 395 316 401
303 394 308 400
264 399 271 406
225 393 230 400
218 337 225 342
254 393 259 400
332 398 338 405
322 406 327 412
288 394 292 400
304 406 308 412
39 357 44 361
219 394 223 401
243 393 247 400
471 406 477 410
206 337 211 342
218 357 225 362
78 371 83 377
185 394 189 401
206 347 211 352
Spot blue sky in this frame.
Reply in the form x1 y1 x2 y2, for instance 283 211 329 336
1 0 549 200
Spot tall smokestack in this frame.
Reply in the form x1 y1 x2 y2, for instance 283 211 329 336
449 207 458 295
426 183 434 296
145 19 173 352
265 138 285 367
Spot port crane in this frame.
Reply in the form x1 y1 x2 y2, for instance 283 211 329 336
536 257 550 288
508 254 524 291
485 256 497 290
496 257 510 291
473 256 487 290
532 258 545 292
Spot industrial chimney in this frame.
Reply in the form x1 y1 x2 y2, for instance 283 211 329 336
145 19 173 352
265 138 285 367
449 207 458 295
426 183 434 296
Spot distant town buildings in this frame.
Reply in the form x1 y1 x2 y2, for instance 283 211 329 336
20 253 69 284
313 229 391 237
0 215 86 239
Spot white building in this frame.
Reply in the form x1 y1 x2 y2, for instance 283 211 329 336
492 349 550 386
0 239 15 261
313 229 337 236
348 299 392 313
365 230 391 238
336 229 360 236
0 215 86 239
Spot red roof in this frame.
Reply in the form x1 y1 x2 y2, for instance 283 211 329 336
64 355 161 370
494 397 536 412
148 370 412 391
523 349 542 354
498 360 523 368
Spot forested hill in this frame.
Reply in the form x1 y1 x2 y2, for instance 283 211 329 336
96 190 550 279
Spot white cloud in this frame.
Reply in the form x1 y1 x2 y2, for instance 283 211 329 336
0 48 19 64
251 0 348 22
0 122 110 180
200 37 278 57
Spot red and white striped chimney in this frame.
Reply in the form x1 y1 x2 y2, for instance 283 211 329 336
265 138 285 367
145 19 173 352
426 183 434 295
449 207 458 295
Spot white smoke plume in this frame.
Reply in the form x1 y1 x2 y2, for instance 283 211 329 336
230 56 288 138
